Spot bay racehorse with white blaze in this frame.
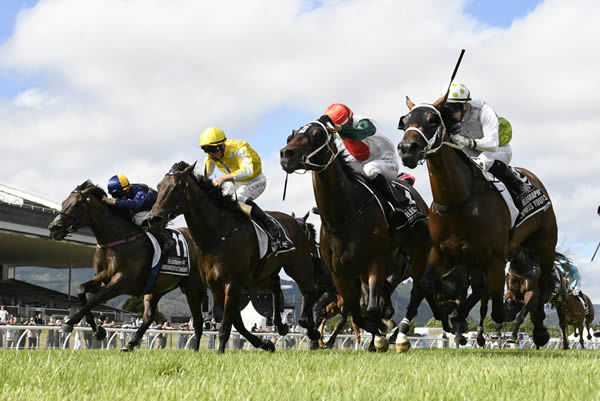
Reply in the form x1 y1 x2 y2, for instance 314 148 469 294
280 116 452 351
397 97 558 347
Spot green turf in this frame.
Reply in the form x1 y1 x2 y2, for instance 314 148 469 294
0 349 598 401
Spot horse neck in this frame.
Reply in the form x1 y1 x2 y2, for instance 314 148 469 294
182 179 233 249
86 198 140 244
312 157 364 229
426 146 473 206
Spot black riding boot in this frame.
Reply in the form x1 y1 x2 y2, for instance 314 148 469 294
155 228 175 262
488 160 530 201
371 174 422 228
245 199 294 254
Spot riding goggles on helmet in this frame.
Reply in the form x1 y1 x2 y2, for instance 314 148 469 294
201 145 221 154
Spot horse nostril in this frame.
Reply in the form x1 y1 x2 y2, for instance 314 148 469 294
281 148 296 160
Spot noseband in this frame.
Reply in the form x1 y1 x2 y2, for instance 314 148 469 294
403 104 461 158
288 120 343 173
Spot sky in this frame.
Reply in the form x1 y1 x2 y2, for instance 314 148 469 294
1 0 600 300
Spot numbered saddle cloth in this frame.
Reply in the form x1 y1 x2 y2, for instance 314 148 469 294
146 229 190 276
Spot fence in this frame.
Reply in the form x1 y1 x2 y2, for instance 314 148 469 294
1 325 599 351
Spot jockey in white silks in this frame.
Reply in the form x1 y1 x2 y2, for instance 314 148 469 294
324 103 426 228
441 82 531 205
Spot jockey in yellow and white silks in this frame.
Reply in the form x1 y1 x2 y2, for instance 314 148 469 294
441 82 530 202
194 127 292 253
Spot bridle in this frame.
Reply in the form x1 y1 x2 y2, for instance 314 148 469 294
160 170 188 220
287 120 343 173
403 104 462 159
57 189 88 234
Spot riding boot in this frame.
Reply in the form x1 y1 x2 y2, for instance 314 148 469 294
155 228 175 263
488 160 531 202
371 174 425 228
245 199 295 254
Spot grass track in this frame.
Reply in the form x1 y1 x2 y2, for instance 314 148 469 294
1 349 599 401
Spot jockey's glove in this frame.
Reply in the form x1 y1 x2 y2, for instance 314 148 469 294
451 134 475 150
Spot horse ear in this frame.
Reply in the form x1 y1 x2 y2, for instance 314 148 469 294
433 96 446 109
291 212 295 218
406 96 415 110
183 162 197 175
303 211 310 221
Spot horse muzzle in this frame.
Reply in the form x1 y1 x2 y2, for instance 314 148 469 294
398 141 421 169
279 147 302 173
48 221 67 240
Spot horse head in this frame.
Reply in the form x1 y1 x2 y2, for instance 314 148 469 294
397 96 449 169
148 161 196 233
48 180 105 240
279 115 340 173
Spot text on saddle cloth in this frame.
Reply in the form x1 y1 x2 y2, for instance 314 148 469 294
357 179 422 228
146 229 191 276
468 157 551 229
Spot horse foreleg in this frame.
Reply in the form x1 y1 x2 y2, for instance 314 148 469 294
64 276 104 334
324 309 350 349
232 313 274 352
217 282 238 354
270 274 289 336
578 323 585 349
366 262 385 320
530 272 551 348
62 274 126 335
181 279 207 351
477 292 488 348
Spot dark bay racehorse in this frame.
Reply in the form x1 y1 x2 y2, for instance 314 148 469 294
398 97 558 347
280 117 451 351
147 162 319 353
48 181 206 351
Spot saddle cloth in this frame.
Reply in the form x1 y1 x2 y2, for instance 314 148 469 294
252 213 294 260
146 229 191 276
357 179 422 229
475 162 551 229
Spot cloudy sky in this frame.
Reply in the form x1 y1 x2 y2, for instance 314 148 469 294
2 0 600 298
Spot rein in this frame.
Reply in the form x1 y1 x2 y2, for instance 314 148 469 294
321 195 377 233
96 233 145 249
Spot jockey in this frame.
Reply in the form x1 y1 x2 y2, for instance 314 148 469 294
324 103 425 228
440 82 531 205
104 174 174 255
556 255 588 314
194 127 293 254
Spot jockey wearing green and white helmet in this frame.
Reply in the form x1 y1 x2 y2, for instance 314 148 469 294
440 82 529 201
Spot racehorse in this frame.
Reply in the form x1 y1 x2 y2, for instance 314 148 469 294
147 161 320 353
398 97 558 347
48 181 207 351
280 116 451 351
552 253 594 348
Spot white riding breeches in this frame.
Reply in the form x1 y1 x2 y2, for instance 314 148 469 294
132 211 150 226
476 144 512 171
220 172 267 203
363 157 399 181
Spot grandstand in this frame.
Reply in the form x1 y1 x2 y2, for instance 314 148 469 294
0 183 121 317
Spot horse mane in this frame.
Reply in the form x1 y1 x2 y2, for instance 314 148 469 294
170 161 248 222
76 180 108 199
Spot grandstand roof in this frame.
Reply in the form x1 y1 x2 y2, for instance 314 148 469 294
0 183 95 268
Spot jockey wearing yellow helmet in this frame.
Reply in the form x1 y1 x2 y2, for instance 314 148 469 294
195 127 293 254
441 82 531 203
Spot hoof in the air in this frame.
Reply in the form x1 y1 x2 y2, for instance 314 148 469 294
276 324 289 336
533 327 550 347
476 336 485 347
307 328 320 341
94 326 107 341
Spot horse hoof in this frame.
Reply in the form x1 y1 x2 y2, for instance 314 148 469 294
121 346 134 353
307 329 320 341
297 318 308 328
261 341 276 353
458 336 467 346
533 327 550 347
276 324 289 336
324 339 335 349
95 326 107 341
60 323 73 333
309 340 320 350
374 336 389 352
395 333 411 353
476 336 485 347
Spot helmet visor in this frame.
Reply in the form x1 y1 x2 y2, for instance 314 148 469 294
202 145 221 154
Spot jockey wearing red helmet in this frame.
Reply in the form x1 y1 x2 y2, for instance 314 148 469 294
324 104 425 228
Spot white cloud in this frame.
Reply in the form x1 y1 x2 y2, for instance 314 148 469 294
2 0 600 299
